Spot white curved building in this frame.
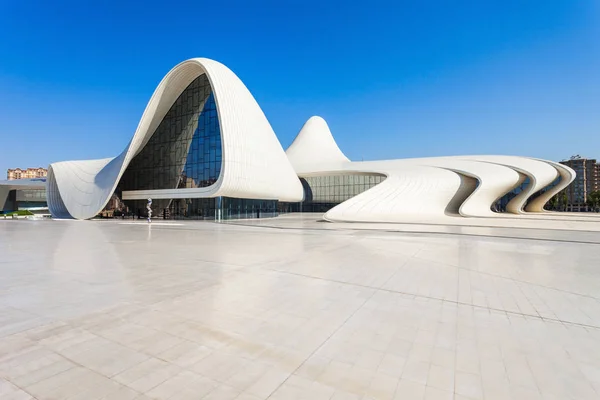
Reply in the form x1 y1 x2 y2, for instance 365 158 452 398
47 58 304 220
42 58 576 222
283 116 576 223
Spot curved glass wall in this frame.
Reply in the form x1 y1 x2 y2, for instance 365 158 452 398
149 197 277 220
493 177 530 212
280 174 386 213
117 74 222 214
119 74 221 193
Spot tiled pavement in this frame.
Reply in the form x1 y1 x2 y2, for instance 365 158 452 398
1 216 600 399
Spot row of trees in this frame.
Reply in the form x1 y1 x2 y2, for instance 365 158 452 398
545 190 600 212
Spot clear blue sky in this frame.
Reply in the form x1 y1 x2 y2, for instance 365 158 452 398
1 1 599 175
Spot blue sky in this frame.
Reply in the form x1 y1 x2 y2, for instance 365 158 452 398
0 1 599 175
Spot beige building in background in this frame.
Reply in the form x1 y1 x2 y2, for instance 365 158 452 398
559 156 599 212
7 167 47 180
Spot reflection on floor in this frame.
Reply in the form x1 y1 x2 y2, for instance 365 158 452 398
1 215 600 399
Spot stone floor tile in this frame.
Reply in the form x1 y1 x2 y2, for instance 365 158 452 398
245 367 290 398
400 360 430 385
365 372 399 399
145 370 216 399
10 357 77 387
64 340 150 377
234 393 262 400
424 386 453 400
98 384 142 400
0 377 32 399
394 378 425 399
158 340 212 368
113 357 181 392
454 371 484 400
201 384 241 399
427 364 454 392
24 366 109 399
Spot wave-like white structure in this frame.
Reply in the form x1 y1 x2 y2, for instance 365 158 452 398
47 58 304 219
286 116 575 223
44 57 576 222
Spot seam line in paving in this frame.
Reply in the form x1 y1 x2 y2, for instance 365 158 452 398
147 221 600 245
408 250 600 302
226 218 600 234
267 268 600 331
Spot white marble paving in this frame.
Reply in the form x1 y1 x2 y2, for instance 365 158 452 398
1 215 600 399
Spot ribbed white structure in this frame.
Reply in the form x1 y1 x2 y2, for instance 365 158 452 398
47 58 304 219
525 159 575 212
286 116 576 223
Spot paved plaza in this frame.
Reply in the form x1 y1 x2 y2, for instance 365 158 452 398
1 214 600 399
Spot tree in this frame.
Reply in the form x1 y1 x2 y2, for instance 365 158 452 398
548 190 569 211
547 194 558 211
587 190 600 212
560 191 568 211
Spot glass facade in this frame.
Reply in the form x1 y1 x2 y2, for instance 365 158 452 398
2 189 47 212
117 74 225 217
221 198 278 220
118 74 221 195
280 174 386 213
141 197 276 220
116 74 277 220
15 189 46 203
493 177 530 212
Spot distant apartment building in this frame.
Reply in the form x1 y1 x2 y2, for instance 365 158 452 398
559 156 599 212
7 167 47 180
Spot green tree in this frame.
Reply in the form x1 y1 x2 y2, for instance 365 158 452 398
587 190 600 212
560 191 568 211
548 191 569 211
547 194 558 211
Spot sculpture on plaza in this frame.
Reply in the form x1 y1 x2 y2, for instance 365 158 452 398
147 198 152 223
